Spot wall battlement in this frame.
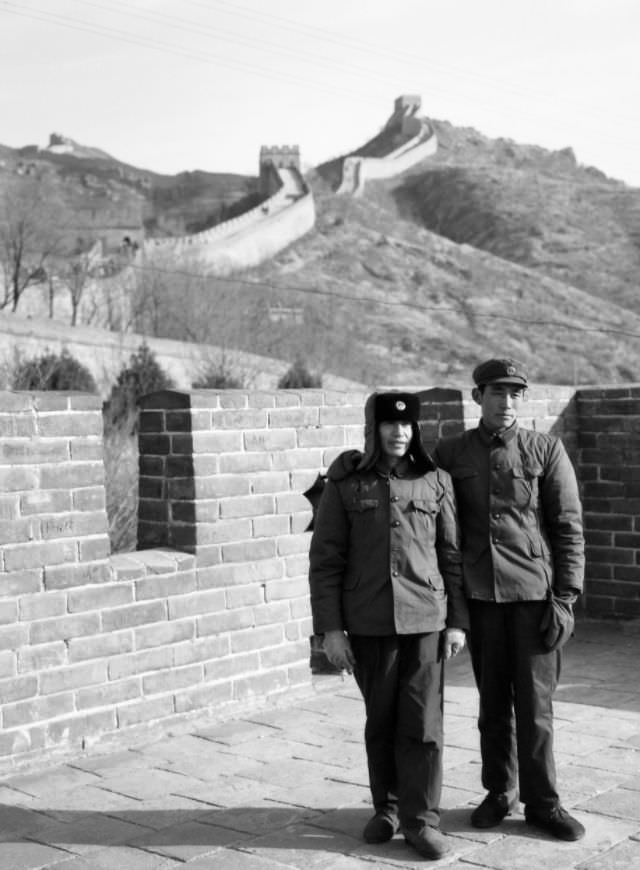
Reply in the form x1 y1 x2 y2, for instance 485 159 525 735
0 383 637 771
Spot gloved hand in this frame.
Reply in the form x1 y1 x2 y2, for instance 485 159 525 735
444 628 466 659
323 630 356 674
540 595 575 652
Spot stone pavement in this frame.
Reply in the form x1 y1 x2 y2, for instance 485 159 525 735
1 618 640 869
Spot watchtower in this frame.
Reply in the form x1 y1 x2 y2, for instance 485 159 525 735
259 145 301 195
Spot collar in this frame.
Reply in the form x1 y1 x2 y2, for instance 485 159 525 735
478 420 519 447
376 457 411 478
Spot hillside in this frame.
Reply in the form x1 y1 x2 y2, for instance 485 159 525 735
1 135 257 243
2 118 639 388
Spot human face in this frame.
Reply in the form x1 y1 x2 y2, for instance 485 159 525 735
473 383 526 432
378 420 413 462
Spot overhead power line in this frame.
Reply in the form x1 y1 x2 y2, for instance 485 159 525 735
126 260 640 342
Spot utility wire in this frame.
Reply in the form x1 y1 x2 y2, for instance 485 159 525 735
126 260 640 341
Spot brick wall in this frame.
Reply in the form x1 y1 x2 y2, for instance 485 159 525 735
576 386 640 618
0 382 635 770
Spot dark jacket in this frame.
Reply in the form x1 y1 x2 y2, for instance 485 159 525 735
434 423 584 602
309 388 469 638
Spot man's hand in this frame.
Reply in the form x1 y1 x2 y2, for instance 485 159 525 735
444 628 466 660
323 630 356 674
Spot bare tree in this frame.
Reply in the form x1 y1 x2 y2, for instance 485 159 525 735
0 174 69 313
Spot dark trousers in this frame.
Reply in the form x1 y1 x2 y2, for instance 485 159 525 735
350 633 444 832
468 600 561 809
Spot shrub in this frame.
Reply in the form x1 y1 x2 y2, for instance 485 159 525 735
192 361 244 389
104 343 174 430
11 349 96 392
277 358 322 389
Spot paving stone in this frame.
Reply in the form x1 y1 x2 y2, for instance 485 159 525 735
579 746 640 775
0 840 70 870
577 786 640 821
131 819 252 862
460 812 639 870
183 848 304 869
576 838 640 870
240 821 363 868
0 804 56 839
171 774 288 808
96 767 202 801
4 766 102 800
50 845 181 869
24 813 151 856
25 785 143 816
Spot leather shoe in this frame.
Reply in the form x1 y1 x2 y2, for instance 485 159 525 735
363 811 399 843
470 792 517 828
525 805 585 841
404 827 451 860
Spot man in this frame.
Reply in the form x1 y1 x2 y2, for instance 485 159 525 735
309 391 468 861
434 358 585 841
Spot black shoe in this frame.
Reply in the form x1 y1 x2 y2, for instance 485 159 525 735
404 827 451 860
524 805 585 841
470 792 517 828
363 811 399 843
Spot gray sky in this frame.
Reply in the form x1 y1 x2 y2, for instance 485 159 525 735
1 0 638 185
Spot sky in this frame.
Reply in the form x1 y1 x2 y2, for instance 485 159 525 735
0 0 638 186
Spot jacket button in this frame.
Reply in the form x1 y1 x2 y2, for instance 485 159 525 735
391 496 399 502
391 520 400 527
492 512 501 519
392 571 398 577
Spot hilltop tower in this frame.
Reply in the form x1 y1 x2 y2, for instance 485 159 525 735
259 145 301 195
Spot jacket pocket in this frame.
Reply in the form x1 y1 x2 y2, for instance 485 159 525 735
450 466 478 481
411 498 439 515
346 498 379 512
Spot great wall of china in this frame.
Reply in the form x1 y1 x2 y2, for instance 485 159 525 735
140 95 438 274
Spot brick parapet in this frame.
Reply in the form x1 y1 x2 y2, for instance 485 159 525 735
575 384 640 619
1 383 638 770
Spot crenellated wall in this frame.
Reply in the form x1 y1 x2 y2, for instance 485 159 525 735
142 159 315 275
337 97 438 196
0 382 637 771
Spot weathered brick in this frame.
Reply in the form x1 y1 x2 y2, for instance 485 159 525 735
117 696 174 728
191 431 243 452
204 651 259 682
0 649 16 678
0 467 39 492
18 591 66 621
44 560 110 590
67 582 134 613
219 494 274 519
284 555 311 578
78 537 111 562
221 538 277 563
39 661 107 695
197 559 283 589
135 619 195 650
194 519 251 546
173 681 232 714
218 452 272 474
211 408 268 429
297 426 347 448
271 448 323 471
266 577 309 600
173 633 229 665
268 407 320 427
44 709 118 747
76 678 141 711
197 607 254 637
20 490 72 516
40 462 104 489
68 631 134 662
226 585 264 609
101 601 167 632
0 439 69 466
253 515 289 538
260 640 308 669
253 601 291 626
230 624 284 654
69 440 104 462
250 472 290 494
233 668 288 702
3 539 77 571
167 589 226 621
243 429 296 452
109 647 173 680
30 613 101 645
0 674 38 703
18 642 66 672
3 692 75 728
0 495 20 520
142 664 203 695
134 571 197 601
0 623 29 650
